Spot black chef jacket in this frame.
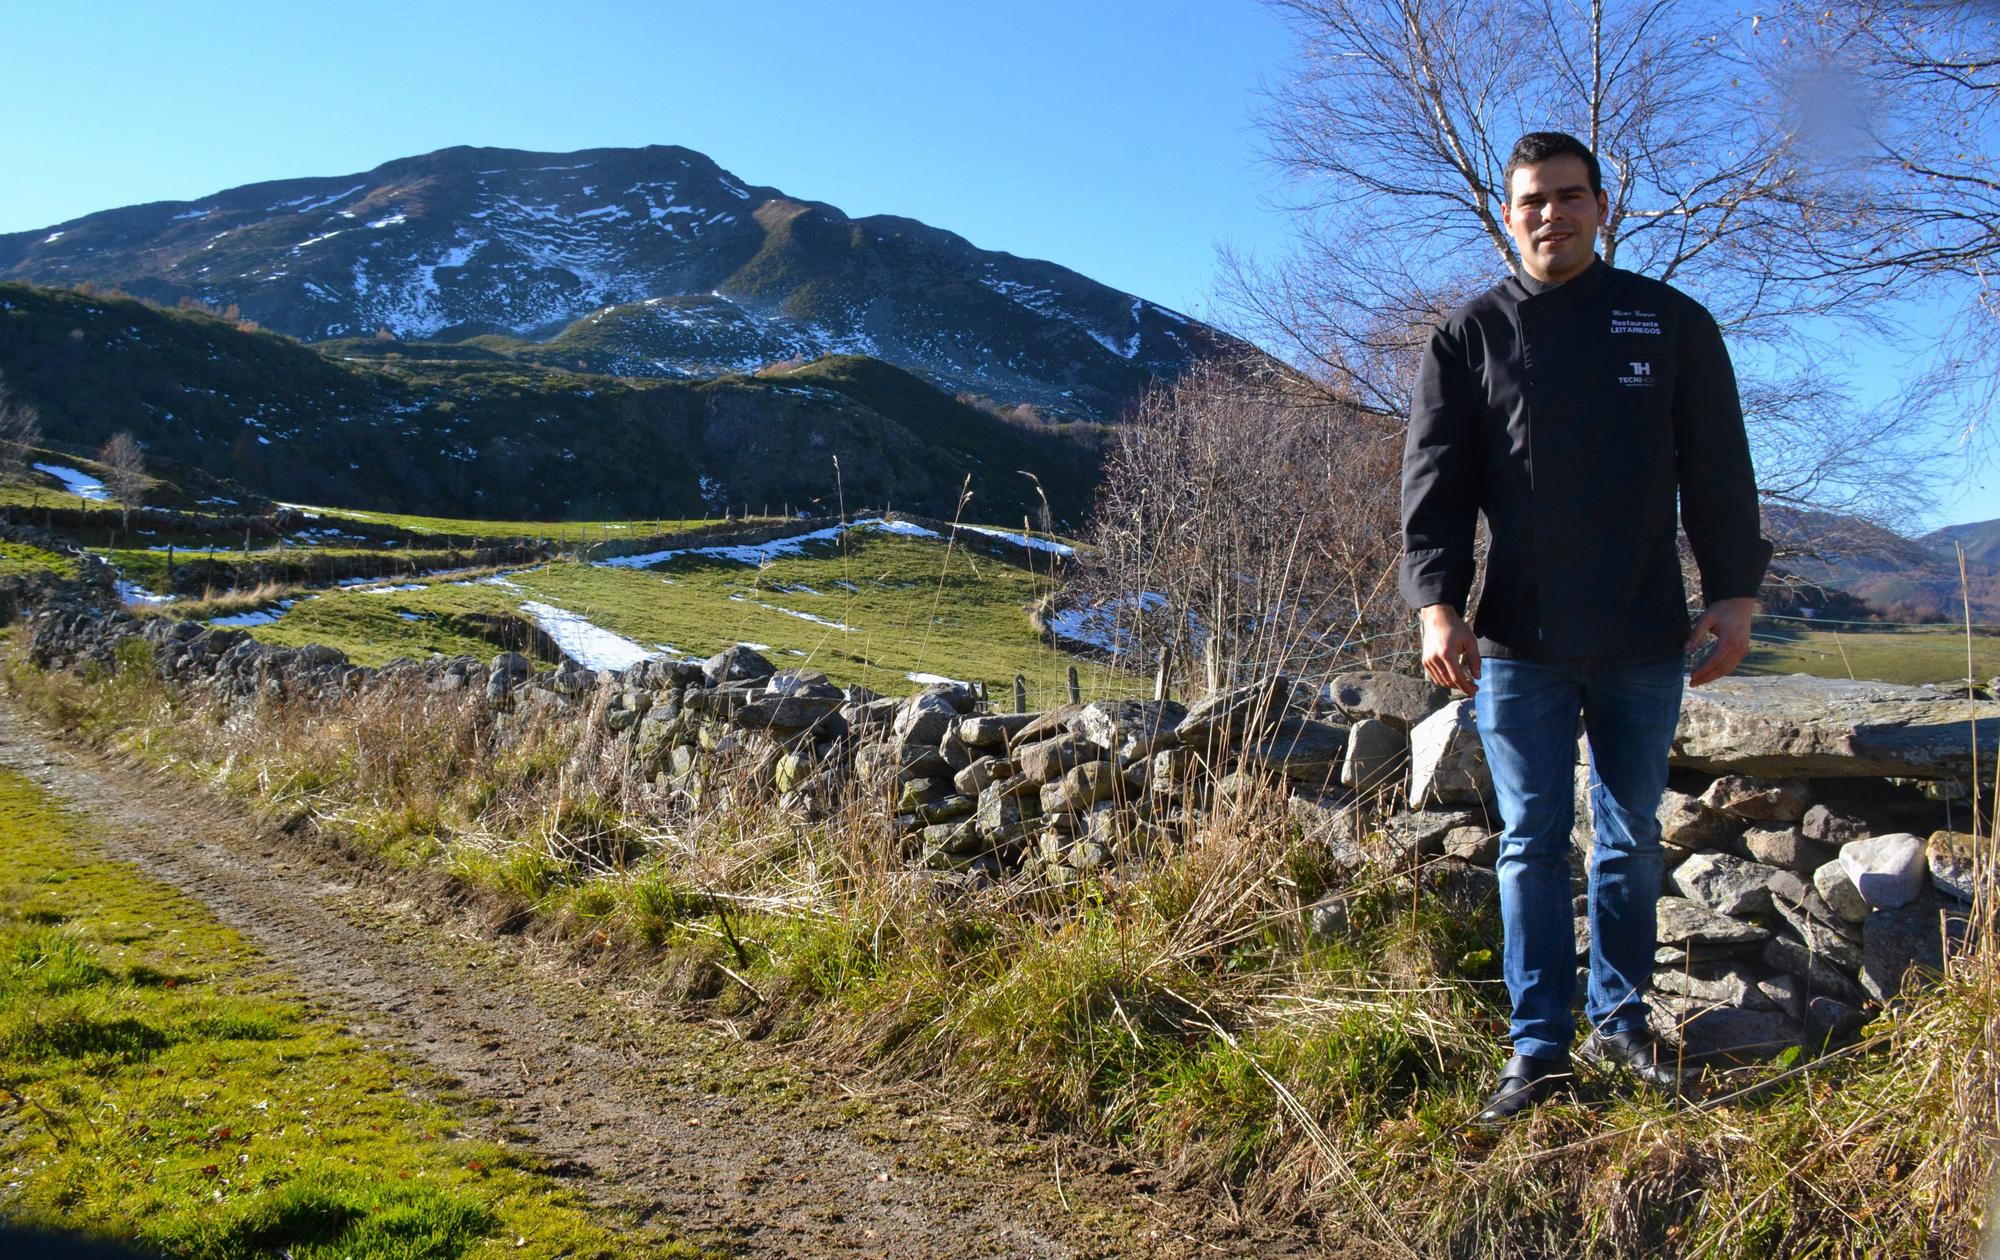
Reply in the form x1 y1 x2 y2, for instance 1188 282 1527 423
1398 258 1772 660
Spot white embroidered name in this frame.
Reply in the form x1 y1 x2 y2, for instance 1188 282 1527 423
1611 308 1662 335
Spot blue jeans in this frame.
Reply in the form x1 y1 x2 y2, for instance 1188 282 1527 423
1474 654 1685 1060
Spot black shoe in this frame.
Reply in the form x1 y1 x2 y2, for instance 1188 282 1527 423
1472 1052 1572 1127
1581 1028 1688 1094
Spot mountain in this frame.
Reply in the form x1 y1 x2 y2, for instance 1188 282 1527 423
0 145 1238 422
0 281 1107 523
1768 506 2000 622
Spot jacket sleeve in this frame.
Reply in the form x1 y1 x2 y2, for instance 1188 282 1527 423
1673 300 1773 603
1399 322 1481 613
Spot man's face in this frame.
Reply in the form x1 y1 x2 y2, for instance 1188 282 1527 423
1501 155 1607 284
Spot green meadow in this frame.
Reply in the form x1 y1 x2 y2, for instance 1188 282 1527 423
0 767 705 1258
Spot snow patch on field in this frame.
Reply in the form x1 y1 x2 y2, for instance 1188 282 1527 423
519 600 653 670
598 517 942 570
211 599 299 628
958 524 1076 556
1044 592 1166 656
34 463 111 500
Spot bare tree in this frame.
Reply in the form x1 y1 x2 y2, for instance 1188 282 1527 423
1761 0 2000 451
1079 361 1412 691
98 431 149 526
0 374 41 482
1226 0 1948 539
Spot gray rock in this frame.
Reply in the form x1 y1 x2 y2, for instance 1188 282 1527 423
1804 995 1869 1048
1700 775 1813 822
1011 704 1085 745
1240 717 1349 788
703 645 776 685
1288 795 1371 870
1175 674 1291 747
1305 892 1352 940
1649 962 1777 1011
958 712 1038 749
954 756 1015 797
1801 804 1871 846
1812 858 1873 924
1339 718 1407 792
1756 971 1807 1023
1042 761 1124 813
1408 699 1492 807
765 668 840 699
1651 996 1799 1061
1655 895 1772 950
1741 826 1835 873
1014 734 1101 785
1770 895 1863 972
1078 698 1187 762
1323 670 1450 732
893 690 964 746
1859 896 1966 1003
1761 936 1867 1006
730 694 843 733
1838 833 1928 910
1442 824 1499 865
1926 830 1981 903
974 785 1037 841
1382 808 1487 862
1671 851 1778 917
1671 674 2000 779
1658 787 1738 850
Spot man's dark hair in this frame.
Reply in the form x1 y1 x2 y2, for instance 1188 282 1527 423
1503 132 1603 199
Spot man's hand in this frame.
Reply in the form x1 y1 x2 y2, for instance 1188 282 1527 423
1420 603 1482 695
1686 597 1757 687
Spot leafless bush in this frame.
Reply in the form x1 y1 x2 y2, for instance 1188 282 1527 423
1079 360 1409 693
0 374 42 481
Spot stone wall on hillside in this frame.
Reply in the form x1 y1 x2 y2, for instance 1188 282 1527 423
22 601 1991 1065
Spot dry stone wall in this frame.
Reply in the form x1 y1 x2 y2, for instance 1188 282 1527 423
22 598 1992 1064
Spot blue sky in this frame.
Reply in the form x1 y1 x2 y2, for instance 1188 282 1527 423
3 0 1990 526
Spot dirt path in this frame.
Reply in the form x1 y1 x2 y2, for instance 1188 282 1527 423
0 698 1324 1259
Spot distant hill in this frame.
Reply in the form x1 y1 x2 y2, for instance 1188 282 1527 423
1768 506 2000 623
0 144 1249 423
0 281 1106 524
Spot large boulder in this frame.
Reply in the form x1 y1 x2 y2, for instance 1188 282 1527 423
1671 674 2000 780
1323 671 1450 732
1408 699 1491 807
1078 698 1187 763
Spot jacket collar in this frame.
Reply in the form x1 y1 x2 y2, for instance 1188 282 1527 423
1503 256 1610 306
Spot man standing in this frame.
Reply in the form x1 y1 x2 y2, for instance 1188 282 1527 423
1399 132 1771 1125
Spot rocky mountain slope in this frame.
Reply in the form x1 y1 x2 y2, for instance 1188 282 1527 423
0 145 1238 422
1770 508 2000 622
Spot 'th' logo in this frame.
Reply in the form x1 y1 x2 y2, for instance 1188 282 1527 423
1630 361 1652 377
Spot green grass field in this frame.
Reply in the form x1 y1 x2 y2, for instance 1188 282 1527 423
1744 618 2000 687
0 767 704 1258
291 506 773 544
239 525 1129 705
0 541 77 581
